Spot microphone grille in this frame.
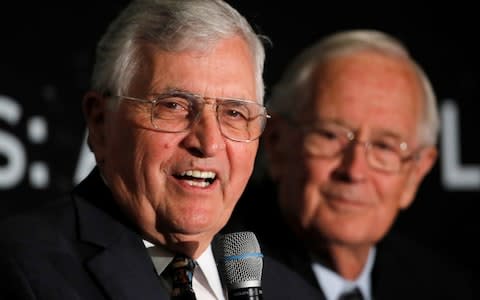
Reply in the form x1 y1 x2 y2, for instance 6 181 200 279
213 231 263 289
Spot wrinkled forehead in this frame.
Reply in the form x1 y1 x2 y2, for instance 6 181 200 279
127 38 259 103
302 51 424 143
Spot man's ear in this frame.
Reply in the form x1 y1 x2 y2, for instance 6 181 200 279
399 146 438 209
263 112 292 181
82 91 107 163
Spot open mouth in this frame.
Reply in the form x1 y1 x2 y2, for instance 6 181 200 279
174 170 217 188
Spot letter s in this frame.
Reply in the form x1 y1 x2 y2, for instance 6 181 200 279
0 95 26 189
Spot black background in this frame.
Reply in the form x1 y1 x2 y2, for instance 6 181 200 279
1 1 478 281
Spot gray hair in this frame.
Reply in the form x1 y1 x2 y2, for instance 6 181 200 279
91 0 267 103
268 29 439 146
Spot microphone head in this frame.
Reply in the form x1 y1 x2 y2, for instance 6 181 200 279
213 231 263 290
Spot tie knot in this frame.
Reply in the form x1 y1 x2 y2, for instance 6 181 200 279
165 254 197 300
339 287 364 300
170 254 196 273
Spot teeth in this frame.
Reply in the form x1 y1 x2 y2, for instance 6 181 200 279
180 170 216 179
185 180 211 188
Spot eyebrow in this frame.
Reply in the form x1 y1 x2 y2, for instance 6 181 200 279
368 129 408 142
149 87 194 98
151 87 258 103
315 118 408 141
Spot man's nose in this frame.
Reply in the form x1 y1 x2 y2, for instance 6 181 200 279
335 141 370 181
182 106 226 157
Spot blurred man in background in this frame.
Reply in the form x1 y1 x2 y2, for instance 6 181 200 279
232 29 475 300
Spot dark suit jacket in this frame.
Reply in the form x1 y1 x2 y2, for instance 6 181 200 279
0 168 321 299
228 178 478 300
258 231 477 300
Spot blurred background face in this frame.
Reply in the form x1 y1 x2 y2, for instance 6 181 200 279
275 51 430 249
88 35 259 248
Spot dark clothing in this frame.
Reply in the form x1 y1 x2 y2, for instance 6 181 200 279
0 168 321 300
227 178 477 300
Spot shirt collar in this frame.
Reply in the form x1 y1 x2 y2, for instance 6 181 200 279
143 240 173 275
143 240 225 300
195 244 225 299
311 247 376 300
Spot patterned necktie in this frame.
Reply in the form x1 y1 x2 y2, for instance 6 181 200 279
164 254 197 300
338 287 364 300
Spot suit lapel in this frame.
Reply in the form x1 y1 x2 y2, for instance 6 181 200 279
86 233 169 300
73 169 169 300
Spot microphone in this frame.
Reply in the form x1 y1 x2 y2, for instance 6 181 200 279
213 231 263 300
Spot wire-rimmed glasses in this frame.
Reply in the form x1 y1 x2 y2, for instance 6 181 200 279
113 89 270 142
300 120 421 173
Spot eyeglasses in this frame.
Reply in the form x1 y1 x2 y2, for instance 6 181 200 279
113 90 270 142
300 121 421 173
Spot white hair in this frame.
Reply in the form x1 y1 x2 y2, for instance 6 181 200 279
91 0 268 103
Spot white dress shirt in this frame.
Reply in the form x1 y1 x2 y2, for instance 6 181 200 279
144 240 226 300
